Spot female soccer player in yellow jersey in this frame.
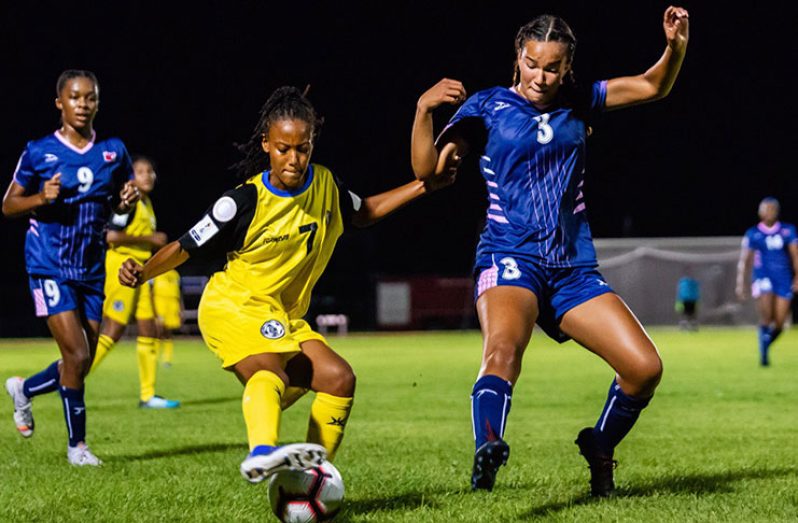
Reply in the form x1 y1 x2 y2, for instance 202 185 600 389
118 86 457 482
90 156 180 409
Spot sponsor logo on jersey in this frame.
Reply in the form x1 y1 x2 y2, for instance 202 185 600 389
260 319 286 339
103 151 117 162
264 235 289 244
44 153 59 163
189 214 220 246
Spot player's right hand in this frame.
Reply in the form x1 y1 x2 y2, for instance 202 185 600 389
119 258 145 287
417 78 466 113
735 283 748 301
40 173 61 204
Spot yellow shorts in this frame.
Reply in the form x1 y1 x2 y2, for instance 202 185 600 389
198 284 327 368
154 295 182 330
103 253 154 324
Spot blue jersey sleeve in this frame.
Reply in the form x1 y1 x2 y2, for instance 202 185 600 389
742 227 756 249
12 144 37 191
436 90 488 149
786 224 798 245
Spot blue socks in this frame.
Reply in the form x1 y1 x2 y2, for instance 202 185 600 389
59 386 86 447
758 325 781 366
471 375 512 450
22 360 61 398
592 379 650 456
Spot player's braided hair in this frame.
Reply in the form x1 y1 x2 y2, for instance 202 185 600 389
56 69 99 95
513 15 577 87
231 86 323 179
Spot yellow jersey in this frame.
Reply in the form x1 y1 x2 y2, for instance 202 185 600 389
178 164 359 319
108 194 157 262
152 269 181 300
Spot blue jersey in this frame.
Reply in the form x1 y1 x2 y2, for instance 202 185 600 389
12 131 133 281
676 277 700 302
441 81 607 268
743 222 797 279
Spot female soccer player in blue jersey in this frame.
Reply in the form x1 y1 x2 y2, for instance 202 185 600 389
117 86 456 483
3 70 139 466
411 6 689 496
735 198 798 366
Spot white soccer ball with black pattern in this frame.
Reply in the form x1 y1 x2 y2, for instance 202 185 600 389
268 460 344 522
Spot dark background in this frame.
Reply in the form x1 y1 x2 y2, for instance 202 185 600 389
2 1 796 335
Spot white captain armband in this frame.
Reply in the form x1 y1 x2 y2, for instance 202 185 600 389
111 212 130 228
348 191 362 212
188 214 220 247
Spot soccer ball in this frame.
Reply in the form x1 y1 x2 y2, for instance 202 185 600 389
268 460 344 522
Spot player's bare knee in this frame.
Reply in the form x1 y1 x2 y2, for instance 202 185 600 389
626 355 663 396
483 339 523 376
324 364 356 397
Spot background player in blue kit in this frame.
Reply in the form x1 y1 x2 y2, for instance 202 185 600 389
411 7 689 496
736 197 798 366
2 70 139 466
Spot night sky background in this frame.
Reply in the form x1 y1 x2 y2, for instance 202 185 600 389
2 1 797 335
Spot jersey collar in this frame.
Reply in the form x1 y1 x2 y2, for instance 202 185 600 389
757 221 781 234
262 164 314 197
54 129 96 154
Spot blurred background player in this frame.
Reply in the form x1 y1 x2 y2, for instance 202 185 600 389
675 271 700 331
3 70 139 466
90 155 180 408
152 269 183 367
118 86 456 483
736 197 798 366
412 7 688 496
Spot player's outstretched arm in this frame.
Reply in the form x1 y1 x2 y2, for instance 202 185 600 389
605 6 689 110
411 78 467 181
107 230 168 250
735 246 754 300
351 173 456 228
119 241 189 288
2 176 62 218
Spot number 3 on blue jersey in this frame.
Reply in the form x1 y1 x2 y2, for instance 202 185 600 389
534 113 554 144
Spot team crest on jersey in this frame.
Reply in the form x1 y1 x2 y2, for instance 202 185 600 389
494 101 510 112
260 319 285 339
103 151 117 162
44 153 59 163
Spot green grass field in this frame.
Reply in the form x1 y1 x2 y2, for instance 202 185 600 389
1 328 797 522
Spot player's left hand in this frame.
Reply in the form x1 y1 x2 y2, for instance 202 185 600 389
118 181 140 212
663 6 689 53
119 257 145 287
425 142 460 192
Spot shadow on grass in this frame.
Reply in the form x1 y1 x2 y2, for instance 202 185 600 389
177 396 240 407
520 466 798 520
336 491 442 521
112 442 244 462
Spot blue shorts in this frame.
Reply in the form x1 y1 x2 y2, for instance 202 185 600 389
474 254 614 343
751 274 793 299
28 276 105 322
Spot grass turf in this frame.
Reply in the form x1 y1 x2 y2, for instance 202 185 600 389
1 328 797 522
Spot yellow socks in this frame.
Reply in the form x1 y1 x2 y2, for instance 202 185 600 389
307 393 353 461
243 371 285 451
160 338 174 365
136 336 158 401
90 334 115 373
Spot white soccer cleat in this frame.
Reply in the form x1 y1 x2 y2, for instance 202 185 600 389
240 443 327 484
67 444 102 467
5 377 34 438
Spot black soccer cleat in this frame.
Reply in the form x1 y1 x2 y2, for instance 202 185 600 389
575 427 618 497
471 439 510 491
